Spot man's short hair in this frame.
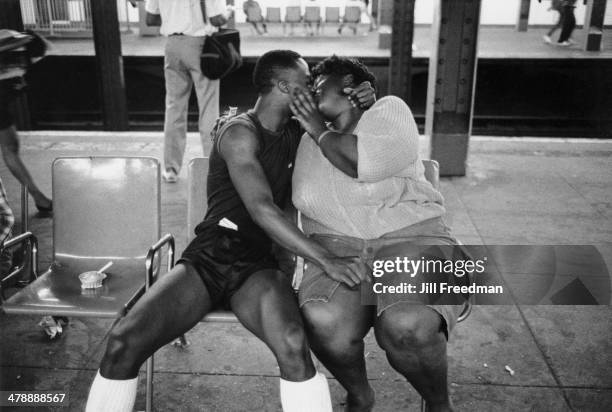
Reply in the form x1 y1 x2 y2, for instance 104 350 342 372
253 50 302 94
312 55 376 91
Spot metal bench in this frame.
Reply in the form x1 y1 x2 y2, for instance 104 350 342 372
0 156 174 412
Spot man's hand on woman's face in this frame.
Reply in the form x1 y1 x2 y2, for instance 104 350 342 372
344 81 376 109
289 88 328 141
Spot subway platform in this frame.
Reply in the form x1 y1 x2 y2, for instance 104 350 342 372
0 131 611 411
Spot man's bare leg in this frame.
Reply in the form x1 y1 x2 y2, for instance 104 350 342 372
86 263 213 411
231 269 332 411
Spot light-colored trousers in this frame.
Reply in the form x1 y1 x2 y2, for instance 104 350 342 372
163 35 219 174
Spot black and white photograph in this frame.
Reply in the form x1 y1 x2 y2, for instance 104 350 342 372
0 0 611 411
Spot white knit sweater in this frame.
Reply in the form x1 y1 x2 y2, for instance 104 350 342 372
292 96 446 239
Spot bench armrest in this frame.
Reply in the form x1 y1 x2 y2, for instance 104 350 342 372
145 233 175 290
122 234 175 315
0 232 39 302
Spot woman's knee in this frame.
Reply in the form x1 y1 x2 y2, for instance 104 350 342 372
375 305 443 352
302 302 367 357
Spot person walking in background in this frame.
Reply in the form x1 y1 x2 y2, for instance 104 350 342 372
0 30 52 215
145 0 233 183
542 0 564 44
557 0 577 46
243 0 267 35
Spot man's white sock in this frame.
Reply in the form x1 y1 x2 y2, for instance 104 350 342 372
85 370 138 412
280 372 333 412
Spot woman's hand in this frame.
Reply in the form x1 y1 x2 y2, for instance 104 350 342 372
289 88 328 141
344 81 376 109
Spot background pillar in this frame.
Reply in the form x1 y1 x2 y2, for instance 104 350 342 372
91 0 129 130
582 0 607 51
388 0 416 103
425 0 481 176
516 0 530 32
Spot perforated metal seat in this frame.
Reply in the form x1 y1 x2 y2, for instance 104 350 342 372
2 157 172 318
323 6 341 33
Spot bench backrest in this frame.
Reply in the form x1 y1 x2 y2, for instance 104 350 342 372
187 158 209 242
266 7 281 23
285 6 302 23
325 6 340 23
343 6 361 23
53 157 161 268
304 6 321 22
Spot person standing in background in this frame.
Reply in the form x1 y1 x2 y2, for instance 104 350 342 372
145 0 233 183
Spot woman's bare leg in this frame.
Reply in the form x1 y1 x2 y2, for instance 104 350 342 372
302 285 375 412
374 303 453 412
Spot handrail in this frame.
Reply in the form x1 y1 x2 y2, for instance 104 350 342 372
143 232 174 412
145 233 175 290
0 231 39 302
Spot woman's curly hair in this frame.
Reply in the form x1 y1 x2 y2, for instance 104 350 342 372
311 55 377 91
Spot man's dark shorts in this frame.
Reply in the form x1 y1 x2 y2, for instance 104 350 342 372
178 225 280 309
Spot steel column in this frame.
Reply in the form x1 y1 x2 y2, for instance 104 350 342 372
0 0 24 30
582 0 607 51
426 0 481 177
91 0 129 130
377 0 393 26
516 0 530 32
389 0 416 103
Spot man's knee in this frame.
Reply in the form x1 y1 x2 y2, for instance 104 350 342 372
276 322 309 361
376 305 442 352
104 320 142 367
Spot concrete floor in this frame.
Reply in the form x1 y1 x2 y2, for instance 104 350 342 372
0 132 611 411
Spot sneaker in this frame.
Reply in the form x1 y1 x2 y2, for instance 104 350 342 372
557 41 571 47
543 35 552 44
162 169 178 183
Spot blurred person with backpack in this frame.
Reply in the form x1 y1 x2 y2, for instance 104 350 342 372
0 30 52 216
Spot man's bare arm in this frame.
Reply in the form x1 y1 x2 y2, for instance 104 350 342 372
219 125 367 286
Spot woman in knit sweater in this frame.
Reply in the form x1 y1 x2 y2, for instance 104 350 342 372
289 56 467 412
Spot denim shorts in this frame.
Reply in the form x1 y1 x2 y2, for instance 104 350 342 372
298 217 469 336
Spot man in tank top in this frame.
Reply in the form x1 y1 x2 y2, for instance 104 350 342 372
85 50 376 412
